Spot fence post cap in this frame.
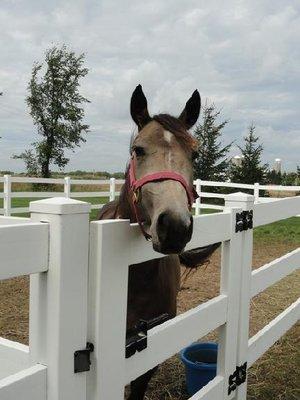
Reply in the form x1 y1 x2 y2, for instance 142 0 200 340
225 192 254 203
30 197 91 215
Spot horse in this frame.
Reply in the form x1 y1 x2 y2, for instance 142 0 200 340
98 85 219 400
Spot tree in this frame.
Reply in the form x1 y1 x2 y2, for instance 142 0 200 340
13 150 39 176
230 123 268 184
14 45 89 177
193 103 231 181
266 169 282 185
281 166 300 186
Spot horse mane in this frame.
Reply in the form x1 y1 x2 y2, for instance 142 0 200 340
152 114 198 151
129 114 198 154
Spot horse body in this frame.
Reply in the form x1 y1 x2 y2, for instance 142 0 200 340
98 85 218 399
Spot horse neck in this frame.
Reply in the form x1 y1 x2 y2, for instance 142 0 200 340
117 176 137 221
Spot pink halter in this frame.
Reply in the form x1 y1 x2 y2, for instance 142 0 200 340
128 155 198 241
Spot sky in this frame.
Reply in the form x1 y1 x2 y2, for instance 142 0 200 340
0 0 299 173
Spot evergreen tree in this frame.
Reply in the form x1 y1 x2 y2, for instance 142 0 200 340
13 45 89 177
230 123 268 184
193 103 231 181
266 169 282 185
281 167 300 186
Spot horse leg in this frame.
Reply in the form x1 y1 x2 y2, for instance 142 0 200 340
128 366 158 400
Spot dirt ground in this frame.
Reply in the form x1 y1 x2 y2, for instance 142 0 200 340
0 240 299 400
145 241 300 400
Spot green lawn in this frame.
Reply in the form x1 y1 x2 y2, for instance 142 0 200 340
1 197 299 243
0 197 108 220
254 216 300 244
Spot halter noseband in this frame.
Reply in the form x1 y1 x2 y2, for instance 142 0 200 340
128 154 198 241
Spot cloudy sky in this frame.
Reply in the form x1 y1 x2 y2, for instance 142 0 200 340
0 0 299 173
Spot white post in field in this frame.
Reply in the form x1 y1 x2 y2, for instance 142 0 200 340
64 176 71 198
29 197 91 400
109 177 116 201
4 174 11 216
254 183 259 203
195 179 201 216
225 192 255 400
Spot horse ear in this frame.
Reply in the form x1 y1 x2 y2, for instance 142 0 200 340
179 90 201 129
130 85 151 130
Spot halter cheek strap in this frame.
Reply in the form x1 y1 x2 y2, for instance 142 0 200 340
128 155 198 241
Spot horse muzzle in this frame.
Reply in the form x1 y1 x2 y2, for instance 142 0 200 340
153 210 193 255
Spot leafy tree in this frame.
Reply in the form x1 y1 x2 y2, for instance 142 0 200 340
13 150 39 176
14 45 89 177
230 123 268 184
193 103 231 181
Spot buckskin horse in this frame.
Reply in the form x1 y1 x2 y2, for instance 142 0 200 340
98 85 219 400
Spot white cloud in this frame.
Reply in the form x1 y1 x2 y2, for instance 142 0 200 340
0 0 299 173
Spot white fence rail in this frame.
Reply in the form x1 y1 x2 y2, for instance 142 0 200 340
0 222 48 280
1 175 299 216
0 194 299 399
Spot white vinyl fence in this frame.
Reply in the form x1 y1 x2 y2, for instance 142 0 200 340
1 174 299 216
0 193 299 400
0 175 122 216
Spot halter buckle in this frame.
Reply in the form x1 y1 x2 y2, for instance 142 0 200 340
132 188 140 203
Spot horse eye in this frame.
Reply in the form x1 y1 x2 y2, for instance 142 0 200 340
134 146 146 157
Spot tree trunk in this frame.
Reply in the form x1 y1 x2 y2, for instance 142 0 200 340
41 160 51 178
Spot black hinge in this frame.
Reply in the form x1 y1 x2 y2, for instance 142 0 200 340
74 342 94 373
236 210 253 232
228 362 247 395
126 313 169 358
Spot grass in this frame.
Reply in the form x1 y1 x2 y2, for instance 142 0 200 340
0 196 109 220
254 217 300 244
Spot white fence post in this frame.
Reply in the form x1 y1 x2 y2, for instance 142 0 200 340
254 183 259 203
29 197 91 400
225 192 255 400
109 177 116 201
87 219 130 399
195 179 201 216
64 177 71 198
217 203 243 399
4 175 11 216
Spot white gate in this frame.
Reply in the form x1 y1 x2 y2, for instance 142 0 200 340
0 194 299 399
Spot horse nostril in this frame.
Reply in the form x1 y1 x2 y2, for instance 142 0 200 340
157 212 169 242
157 212 167 227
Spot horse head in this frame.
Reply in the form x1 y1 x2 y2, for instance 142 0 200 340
127 85 201 255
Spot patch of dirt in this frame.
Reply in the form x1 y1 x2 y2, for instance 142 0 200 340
0 276 29 344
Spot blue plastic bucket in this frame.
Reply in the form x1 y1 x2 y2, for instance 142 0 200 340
180 342 218 396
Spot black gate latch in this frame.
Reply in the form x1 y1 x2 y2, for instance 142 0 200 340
74 342 94 373
126 313 169 358
228 362 247 394
236 210 253 232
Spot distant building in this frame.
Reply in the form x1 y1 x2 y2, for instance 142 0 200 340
231 155 243 167
274 158 282 173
